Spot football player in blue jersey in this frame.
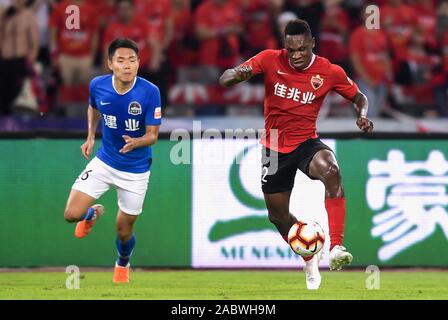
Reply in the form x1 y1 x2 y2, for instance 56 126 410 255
63 38 162 283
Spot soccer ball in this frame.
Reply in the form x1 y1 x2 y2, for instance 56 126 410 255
288 220 325 257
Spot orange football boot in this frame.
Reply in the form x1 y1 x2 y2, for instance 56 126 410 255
74 204 104 239
113 263 130 283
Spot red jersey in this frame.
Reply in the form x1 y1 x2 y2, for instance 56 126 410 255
49 0 99 56
139 0 172 42
380 4 418 54
232 0 276 52
240 50 358 153
319 6 349 63
168 4 196 67
412 3 436 48
349 26 390 84
195 0 242 68
103 18 151 66
93 0 117 27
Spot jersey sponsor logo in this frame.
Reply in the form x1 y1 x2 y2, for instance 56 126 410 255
100 100 111 106
311 74 324 90
103 114 117 129
125 119 140 131
277 70 289 75
273 82 316 104
128 101 142 115
154 107 162 119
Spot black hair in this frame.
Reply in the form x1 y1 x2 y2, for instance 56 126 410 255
284 19 312 38
108 38 139 59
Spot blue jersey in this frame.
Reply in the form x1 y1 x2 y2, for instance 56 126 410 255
89 75 162 173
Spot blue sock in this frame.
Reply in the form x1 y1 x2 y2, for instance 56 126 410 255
81 207 96 221
116 234 136 267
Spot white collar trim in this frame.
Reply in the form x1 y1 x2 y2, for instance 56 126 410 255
112 76 137 95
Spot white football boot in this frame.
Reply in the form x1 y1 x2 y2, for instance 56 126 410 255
303 250 323 290
329 245 353 271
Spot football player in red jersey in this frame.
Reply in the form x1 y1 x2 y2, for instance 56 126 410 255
219 19 374 290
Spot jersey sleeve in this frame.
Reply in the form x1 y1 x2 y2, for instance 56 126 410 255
89 78 98 109
145 86 162 126
239 50 273 75
331 64 359 101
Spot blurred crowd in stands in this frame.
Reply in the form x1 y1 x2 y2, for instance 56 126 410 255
0 0 447 120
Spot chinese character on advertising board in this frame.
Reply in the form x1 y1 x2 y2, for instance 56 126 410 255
367 150 448 261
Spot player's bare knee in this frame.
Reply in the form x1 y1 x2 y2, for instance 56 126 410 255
64 208 79 223
116 225 132 242
117 231 132 243
324 162 341 181
322 163 344 197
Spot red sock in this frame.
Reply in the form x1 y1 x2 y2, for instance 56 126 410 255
325 197 346 251
281 234 313 261
302 256 313 262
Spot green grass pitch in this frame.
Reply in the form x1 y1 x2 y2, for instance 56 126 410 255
0 270 447 300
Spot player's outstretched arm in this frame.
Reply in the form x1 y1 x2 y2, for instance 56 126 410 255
352 91 374 133
119 125 160 154
81 105 101 160
218 65 253 87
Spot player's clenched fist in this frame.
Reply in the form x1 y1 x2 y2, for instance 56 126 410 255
356 117 374 133
233 65 253 82
80 139 95 160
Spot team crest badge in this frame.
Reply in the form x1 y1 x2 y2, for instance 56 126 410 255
311 75 324 90
128 101 142 115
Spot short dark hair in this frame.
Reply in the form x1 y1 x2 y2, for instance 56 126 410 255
284 19 312 38
108 38 139 60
